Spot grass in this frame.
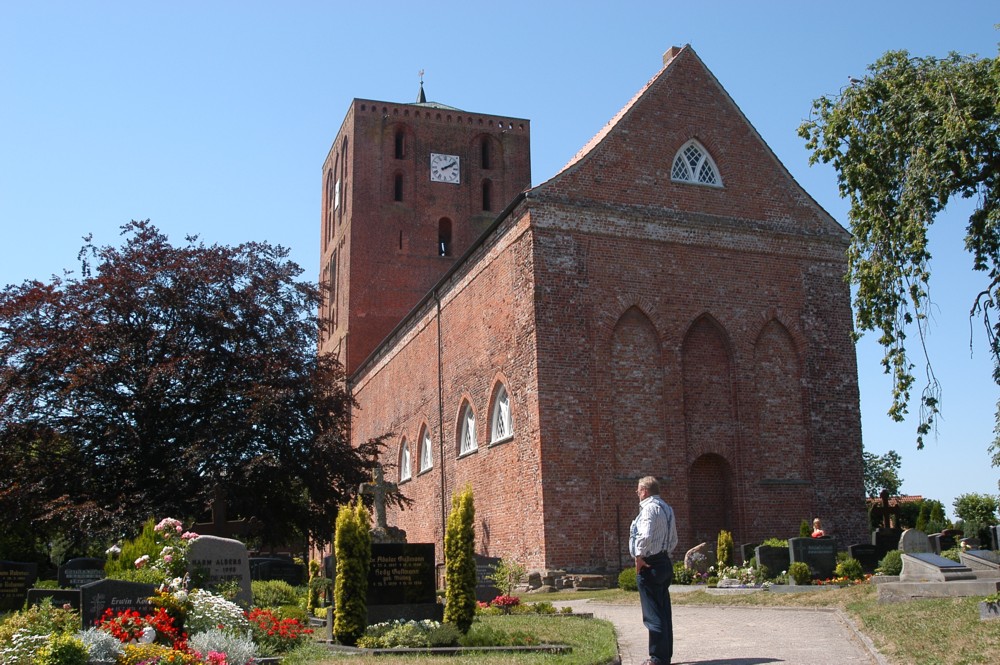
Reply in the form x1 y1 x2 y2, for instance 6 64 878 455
316 614 618 665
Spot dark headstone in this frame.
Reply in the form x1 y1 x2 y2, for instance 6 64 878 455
753 545 789 578
473 553 502 602
937 532 958 552
323 555 336 581
927 533 942 555
740 543 760 566
992 525 1000 551
27 588 82 613
187 535 252 606
848 544 880 574
80 579 156 628
872 528 901 559
249 557 305 586
58 558 106 588
0 561 38 611
789 537 837 580
366 543 441 624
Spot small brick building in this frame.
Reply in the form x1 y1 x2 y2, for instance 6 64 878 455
320 45 869 573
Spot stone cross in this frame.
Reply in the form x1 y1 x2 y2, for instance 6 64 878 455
360 466 397 530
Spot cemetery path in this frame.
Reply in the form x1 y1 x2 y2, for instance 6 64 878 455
555 594 886 665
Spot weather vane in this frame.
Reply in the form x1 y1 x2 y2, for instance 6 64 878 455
419 69 425 84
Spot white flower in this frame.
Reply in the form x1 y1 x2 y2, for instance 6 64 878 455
106 544 122 556
139 626 156 644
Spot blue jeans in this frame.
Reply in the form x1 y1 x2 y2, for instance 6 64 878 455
637 552 673 664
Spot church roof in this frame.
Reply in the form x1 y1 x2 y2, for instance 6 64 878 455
533 44 846 240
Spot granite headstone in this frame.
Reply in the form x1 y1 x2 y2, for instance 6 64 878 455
848 543 880 574
58 558 106 588
789 537 837 580
898 529 931 554
27 588 82 613
474 553 502 602
753 544 790 578
249 557 305 586
0 561 38 611
367 543 441 623
187 535 252 606
872 528 901 559
80 579 156 628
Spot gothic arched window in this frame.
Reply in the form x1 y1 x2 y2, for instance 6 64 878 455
671 140 722 186
399 439 411 481
459 402 477 456
419 425 433 472
490 383 513 444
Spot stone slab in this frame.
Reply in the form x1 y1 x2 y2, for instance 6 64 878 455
877 579 1000 602
789 537 837 580
80 579 156 628
0 561 38 611
27 588 82 612
58 558 106 588
900 552 974 582
753 545 789 578
368 543 436 606
960 549 1000 572
980 601 1000 620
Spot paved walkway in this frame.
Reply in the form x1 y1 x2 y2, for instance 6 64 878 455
555 592 886 665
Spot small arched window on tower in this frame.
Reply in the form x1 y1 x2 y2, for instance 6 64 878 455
395 129 406 159
670 140 722 187
481 179 492 212
481 137 491 169
419 425 433 473
394 173 403 202
438 218 452 256
398 438 411 482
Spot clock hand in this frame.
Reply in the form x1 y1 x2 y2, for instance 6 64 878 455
442 161 456 170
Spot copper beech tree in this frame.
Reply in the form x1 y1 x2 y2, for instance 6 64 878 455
0 220 380 555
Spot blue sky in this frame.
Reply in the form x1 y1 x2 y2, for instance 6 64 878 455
2 2 998 522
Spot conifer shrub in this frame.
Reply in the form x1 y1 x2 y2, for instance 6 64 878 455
105 518 159 577
716 530 734 568
799 520 811 537
835 557 864 581
443 485 476 634
251 580 299 608
333 499 370 646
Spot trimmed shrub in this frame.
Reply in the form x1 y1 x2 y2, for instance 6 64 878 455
760 537 788 548
835 557 864 581
799 520 811 538
36 633 89 665
251 579 299 608
671 562 693 585
877 549 903 576
443 485 476 634
105 518 159 577
618 567 638 590
788 561 812 585
333 499 370 646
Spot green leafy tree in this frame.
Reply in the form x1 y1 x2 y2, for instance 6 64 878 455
333 499 370 646
486 558 526 598
862 450 904 497
443 485 476 633
799 48 1000 450
954 492 999 525
0 221 381 549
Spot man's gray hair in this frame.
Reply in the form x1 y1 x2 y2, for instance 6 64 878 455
638 476 660 495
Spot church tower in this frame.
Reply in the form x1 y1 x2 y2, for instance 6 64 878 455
319 83 531 374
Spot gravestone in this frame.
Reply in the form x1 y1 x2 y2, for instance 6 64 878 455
80 579 156 628
927 533 942 555
249 557 305 586
187 535 252 606
753 544 789 578
683 542 712 574
898 529 931 554
367 543 441 623
58 557 106 588
0 561 38 611
960 537 981 550
900 552 975 582
848 544 880 574
872 527 901 559
789 537 837 580
27 588 82 612
992 525 1000 551
740 542 760 566
474 553 502 602
959 549 1000 573
938 530 960 552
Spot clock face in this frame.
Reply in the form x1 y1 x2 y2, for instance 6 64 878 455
430 153 460 184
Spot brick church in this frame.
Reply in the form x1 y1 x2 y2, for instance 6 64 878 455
319 45 869 573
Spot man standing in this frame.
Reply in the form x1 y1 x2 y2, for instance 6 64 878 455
629 476 678 665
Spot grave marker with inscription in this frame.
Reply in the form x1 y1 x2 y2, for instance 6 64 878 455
187 535 252 606
789 537 837 580
898 529 932 554
0 561 38 611
27 589 82 613
474 553 502 602
80 579 156 628
366 543 441 623
249 557 305 586
58 558 106 588
848 543 880 574
900 552 975 582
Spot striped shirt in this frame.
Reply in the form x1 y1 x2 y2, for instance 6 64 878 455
629 495 678 558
